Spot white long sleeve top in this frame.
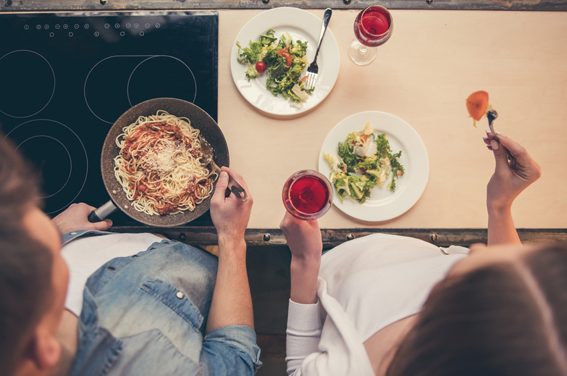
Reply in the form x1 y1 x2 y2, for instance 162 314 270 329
286 234 469 376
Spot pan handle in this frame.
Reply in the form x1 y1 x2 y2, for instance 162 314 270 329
88 200 118 222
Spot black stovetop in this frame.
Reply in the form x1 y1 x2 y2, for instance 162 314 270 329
0 11 217 225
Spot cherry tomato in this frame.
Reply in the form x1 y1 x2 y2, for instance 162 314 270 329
255 61 267 73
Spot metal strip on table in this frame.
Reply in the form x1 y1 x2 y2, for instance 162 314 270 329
2 1 567 12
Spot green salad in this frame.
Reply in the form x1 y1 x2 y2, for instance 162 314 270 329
236 29 313 103
324 123 405 203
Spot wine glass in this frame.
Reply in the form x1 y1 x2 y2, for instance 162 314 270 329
282 170 332 220
348 5 393 66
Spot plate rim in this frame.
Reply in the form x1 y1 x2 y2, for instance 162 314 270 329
318 110 430 222
230 7 340 118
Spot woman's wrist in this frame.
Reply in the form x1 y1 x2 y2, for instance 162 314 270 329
487 201 513 217
291 252 321 269
290 254 320 304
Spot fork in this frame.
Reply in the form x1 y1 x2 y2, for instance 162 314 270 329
487 109 498 134
487 109 528 180
200 137 248 201
304 8 332 91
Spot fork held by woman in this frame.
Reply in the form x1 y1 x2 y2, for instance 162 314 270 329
484 132 541 211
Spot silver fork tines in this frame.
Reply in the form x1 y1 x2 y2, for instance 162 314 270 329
304 8 332 91
305 70 318 91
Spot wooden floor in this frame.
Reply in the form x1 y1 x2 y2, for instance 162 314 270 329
248 245 291 376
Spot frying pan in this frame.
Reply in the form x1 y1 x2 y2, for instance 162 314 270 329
88 98 229 227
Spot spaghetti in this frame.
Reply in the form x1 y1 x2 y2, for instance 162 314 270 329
114 110 217 216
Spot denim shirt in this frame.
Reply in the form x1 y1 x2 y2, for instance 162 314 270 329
65 231 261 375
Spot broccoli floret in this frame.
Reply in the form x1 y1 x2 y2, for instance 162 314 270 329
259 29 277 45
338 141 358 172
245 65 259 80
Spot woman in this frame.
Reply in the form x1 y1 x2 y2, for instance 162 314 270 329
281 133 567 375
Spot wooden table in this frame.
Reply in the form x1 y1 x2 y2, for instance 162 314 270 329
218 9 567 229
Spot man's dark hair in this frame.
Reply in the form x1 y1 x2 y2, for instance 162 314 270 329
387 242 567 376
0 136 54 375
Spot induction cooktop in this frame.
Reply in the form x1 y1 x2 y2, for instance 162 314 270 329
0 11 218 225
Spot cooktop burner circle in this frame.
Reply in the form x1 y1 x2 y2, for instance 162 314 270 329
0 50 56 119
84 55 198 125
127 55 197 106
6 119 88 214
16 135 73 199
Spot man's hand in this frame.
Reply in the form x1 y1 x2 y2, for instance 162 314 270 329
484 132 542 213
210 167 253 246
280 212 322 262
207 167 254 332
53 203 112 234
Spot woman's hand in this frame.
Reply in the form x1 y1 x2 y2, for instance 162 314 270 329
210 167 253 248
53 203 112 234
280 212 322 262
281 212 322 304
484 132 542 213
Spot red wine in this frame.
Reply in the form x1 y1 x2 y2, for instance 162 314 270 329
282 170 332 220
362 11 389 35
289 175 329 214
354 5 393 47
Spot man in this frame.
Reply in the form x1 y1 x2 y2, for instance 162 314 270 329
0 136 261 375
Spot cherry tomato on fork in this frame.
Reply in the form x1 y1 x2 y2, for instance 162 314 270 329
255 61 267 73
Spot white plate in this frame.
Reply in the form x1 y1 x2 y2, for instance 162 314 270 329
230 7 340 117
318 111 429 222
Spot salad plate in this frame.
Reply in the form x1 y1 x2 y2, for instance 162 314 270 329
230 7 340 117
318 111 429 222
